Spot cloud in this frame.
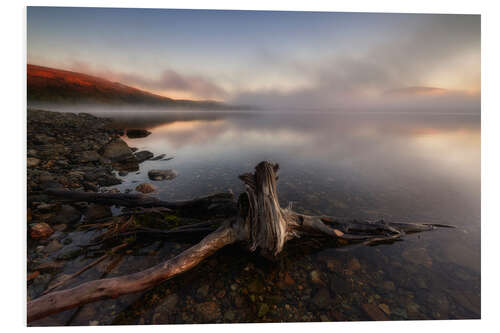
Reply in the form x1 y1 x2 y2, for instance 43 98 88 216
65 61 227 100
231 15 480 112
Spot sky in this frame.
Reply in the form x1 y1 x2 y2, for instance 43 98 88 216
27 7 480 112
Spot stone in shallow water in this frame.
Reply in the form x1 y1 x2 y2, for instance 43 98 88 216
195 301 221 321
362 303 389 321
84 204 112 221
134 150 154 163
100 139 135 162
135 183 156 194
402 247 433 268
50 205 81 225
126 129 151 138
148 169 177 181
312 288 330 308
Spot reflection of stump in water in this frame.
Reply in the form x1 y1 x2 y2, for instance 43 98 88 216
28 161 454 322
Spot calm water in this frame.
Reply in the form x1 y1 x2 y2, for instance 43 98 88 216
32 110 481 324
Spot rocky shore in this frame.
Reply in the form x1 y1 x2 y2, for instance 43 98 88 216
27 109 177 306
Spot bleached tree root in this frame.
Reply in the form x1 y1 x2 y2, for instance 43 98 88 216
28 161 453 323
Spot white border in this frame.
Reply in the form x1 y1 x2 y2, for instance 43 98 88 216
1 0 499 332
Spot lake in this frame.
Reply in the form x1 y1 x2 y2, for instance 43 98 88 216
33 110 481 324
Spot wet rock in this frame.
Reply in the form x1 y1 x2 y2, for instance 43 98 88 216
310 270 323 285
126 129 151 138
312 288 330 309
378 303 391 315
135 183 156 194
134 150 154 162
347 258 361 271
79 151 101 163
157 294 179 312
27 271 40 281
195 301 221 322
224 310 235 321
27 157 41 167
284 272 295 286
150 154 166 161
383 281 396 292
45 239 62 253
248 279 265 293
148 169 177 181
402 247 433 268
50 205 82 225
30 223 54 238
362 303 389 321
391 308 408 319
34 261 65 272
84 204 112 221
258 303 269 317
118 170 128 176
196 284 210 299
27 208 32 222
100 139 136 163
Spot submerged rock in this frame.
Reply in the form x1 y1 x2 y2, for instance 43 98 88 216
312 288 330 308
362 303 389 321
195 301 221 322
50 205 81 225
84 204 112 221
150 154 166 161
135 183 156 194
148 169 177 181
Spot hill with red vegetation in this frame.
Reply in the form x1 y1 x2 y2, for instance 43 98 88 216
27 64 232 109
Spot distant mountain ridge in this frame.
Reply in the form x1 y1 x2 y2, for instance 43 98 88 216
27 64 241 110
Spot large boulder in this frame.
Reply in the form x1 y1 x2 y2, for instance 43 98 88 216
148 169 177 181
134 150 154 163
100 139 136 163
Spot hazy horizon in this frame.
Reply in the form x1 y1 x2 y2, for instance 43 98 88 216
27 7 480 113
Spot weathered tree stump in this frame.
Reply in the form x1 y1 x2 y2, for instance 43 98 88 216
27 161 453 322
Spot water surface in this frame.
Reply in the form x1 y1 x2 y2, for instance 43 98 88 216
35 110 481 324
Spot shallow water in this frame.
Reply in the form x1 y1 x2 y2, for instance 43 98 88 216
31 110 480 324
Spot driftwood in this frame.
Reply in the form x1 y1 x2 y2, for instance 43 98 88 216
28 161 453 323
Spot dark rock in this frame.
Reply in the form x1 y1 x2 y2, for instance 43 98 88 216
150 154 166 161
50 205 82 225
84 204 112 221
312 288 330 309
157 294 179 312
362 303 389 321
100 139 136 163
79 151 101 163
126 129 151 138
30 223 54 238
148 169 177 181
135 183 156 194
134 150 154 163
27 157 41 167
195 301 221 322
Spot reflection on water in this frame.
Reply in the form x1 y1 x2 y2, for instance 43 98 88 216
34 110 481 324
